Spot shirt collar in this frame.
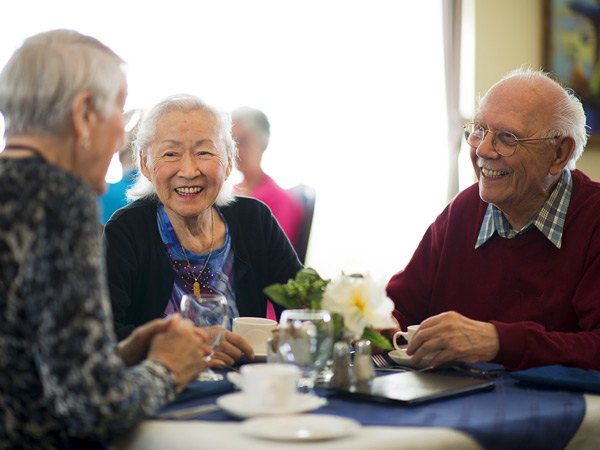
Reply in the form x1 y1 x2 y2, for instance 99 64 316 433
475 169 572 249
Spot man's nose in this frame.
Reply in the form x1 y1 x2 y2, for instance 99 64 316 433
475 131 500 159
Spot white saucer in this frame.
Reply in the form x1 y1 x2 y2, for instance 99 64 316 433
241 414 360 441
217 392 327 418
388 346 436 368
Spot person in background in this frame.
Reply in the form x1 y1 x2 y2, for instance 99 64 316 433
0 30 209 449
231 106 303 247
103 95 302 366
98 109 141 224
385 68 600 371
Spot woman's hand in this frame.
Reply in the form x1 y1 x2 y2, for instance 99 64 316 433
147 314 212 392
117 317 173 366
208 330 254 368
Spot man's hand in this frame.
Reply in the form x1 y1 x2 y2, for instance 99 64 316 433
406 311 499 367
208 330 255 368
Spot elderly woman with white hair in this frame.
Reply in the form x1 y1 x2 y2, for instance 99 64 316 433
0 30 209 449
103 94 302 366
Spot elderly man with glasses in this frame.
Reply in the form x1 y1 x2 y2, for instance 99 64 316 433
386 68 600 371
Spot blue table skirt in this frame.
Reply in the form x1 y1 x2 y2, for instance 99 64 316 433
158 372 585 450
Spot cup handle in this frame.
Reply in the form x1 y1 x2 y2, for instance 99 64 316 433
392 331 406 351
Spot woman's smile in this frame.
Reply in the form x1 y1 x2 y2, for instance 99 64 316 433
175 186 204 197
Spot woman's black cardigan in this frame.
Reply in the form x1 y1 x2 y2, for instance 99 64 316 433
103 196 302 340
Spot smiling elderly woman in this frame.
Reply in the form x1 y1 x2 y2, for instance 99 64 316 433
103 94 302 366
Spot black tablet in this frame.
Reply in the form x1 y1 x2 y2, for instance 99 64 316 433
328 371 495 405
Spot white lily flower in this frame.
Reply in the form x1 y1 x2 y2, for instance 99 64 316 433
321 273 397 340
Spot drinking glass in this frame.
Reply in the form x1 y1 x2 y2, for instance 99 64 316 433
277 309 334 393
180 293 229 382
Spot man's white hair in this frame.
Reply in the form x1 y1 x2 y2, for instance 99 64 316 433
478 67 588 171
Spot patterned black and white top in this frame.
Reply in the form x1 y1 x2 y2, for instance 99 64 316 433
0 156 177 449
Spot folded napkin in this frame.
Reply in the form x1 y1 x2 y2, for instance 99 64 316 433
511 365 600 393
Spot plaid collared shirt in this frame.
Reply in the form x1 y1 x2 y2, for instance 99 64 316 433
475 169 572 249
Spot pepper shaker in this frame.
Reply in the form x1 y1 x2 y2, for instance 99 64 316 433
331 341 352 387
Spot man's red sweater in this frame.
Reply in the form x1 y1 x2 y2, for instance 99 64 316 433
387 169 600 370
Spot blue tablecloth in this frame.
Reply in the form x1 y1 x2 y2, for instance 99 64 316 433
157 368 585 450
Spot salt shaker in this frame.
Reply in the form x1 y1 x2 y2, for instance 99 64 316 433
331 341 352 387
353 340 375 383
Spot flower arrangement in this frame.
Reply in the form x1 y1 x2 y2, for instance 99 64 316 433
264 268 395 350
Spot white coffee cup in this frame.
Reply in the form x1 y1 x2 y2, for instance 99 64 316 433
232 317 277 355
393 324 420 351
229 363 299 408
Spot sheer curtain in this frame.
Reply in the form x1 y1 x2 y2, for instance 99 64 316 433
443 0 465 202
0 0 448 281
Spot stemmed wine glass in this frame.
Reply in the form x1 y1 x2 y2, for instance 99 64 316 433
180 293 229 382
278 309 334 393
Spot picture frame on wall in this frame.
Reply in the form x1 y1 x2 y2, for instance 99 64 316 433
544 0 600 143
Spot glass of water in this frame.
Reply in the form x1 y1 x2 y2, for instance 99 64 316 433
277 309 334 393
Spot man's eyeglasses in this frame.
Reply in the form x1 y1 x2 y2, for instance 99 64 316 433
463 122 560 157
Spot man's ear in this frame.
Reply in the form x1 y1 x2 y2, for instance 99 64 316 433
71 91 94 149
549 136 576 176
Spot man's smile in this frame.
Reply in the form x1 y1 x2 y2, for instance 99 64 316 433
481 167 509 178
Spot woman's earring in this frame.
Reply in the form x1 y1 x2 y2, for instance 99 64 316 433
83 137 91 149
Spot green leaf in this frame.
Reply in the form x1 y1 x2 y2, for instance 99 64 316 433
309 299 322 310
361 328 393 350
297 267 322 281
263 284 302 309
305 290 324 305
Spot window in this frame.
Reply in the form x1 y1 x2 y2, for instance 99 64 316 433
0 0 447 281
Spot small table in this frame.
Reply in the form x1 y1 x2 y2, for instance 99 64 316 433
111 373 600 450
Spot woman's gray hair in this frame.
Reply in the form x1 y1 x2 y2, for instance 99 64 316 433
486 67 588 171
0 29 125 138
127 94 238 206
231 106 270 148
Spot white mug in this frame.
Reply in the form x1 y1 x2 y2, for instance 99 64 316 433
393 324 420 351
232 317 277 355
228 363 299 408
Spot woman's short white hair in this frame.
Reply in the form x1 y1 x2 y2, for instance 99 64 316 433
0 29 125 138
484 67 588 171
231 106 270 148
127 94 238 206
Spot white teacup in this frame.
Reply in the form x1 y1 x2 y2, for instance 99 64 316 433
393 325 420 351
232 317 277 355
228 363 299 408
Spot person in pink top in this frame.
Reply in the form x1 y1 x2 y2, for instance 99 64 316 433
232 107 304 321
231 107 303 248
385 68 600 371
